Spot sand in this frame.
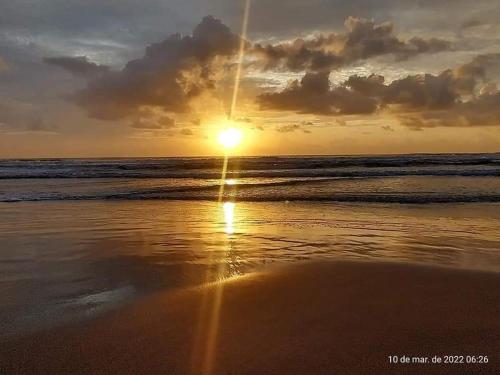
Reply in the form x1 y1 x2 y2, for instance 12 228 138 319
1 261 499 374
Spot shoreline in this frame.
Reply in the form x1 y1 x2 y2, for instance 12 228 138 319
1 260 499 374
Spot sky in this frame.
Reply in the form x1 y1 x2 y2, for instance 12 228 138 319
1 0 500 157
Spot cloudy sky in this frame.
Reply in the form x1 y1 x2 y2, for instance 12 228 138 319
1 0 500 157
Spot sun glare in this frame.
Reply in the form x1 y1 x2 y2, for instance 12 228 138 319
218 128 242 149
223 202 235 234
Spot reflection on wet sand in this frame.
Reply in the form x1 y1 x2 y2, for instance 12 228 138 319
223 202 235 235
1 200 500 342
191 201 240 375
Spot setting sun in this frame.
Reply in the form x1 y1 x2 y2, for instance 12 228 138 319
218 128 243 149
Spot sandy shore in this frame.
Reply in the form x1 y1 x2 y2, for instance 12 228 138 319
1 261 499 374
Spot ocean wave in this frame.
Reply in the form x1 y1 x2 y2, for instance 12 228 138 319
2 154 499 204
1 168 500 179
3 193 500 204
1 153 499 179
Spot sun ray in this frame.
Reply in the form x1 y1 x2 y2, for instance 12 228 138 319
192 3 252 375
228 0 251 121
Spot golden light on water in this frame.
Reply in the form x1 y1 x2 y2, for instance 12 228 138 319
218 128 243 150
192 201 239 375
223 202 235 234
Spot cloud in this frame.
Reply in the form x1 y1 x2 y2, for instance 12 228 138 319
179 128 194 135
1 0 492 42
258 71 379 115
274 122 315 133
48 16 241 121
44 56 110 78
276 124 301 133
258 54 500 128
130 106 176 129
131 116 175 130
252 17 452 72
399 91 500 129
382 53 500 111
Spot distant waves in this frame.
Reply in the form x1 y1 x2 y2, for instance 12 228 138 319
1 154 500 203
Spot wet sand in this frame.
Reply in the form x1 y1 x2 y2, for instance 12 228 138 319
1 261 499 374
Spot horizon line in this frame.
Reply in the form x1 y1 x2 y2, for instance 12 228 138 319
1 150 499 161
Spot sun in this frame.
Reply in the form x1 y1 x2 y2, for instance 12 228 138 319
218 127 243 149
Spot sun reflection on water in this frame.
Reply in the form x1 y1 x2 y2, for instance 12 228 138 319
191 201 243 375
223 202 235 235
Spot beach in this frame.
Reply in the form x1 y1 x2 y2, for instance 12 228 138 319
1 260 499 374
2 199 500 336
1 156 499 373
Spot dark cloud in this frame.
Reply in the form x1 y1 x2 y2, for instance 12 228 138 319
2 0 493 42
0 0 200 50
131 115 175 130
211 0 500 39
258 54 500 128
345 74 386 97
383 54 500 110
179 128 194 135
383 73 458 110
49 16 240 120
276 124 301 133
258 71 379 115
400 91 500 130
130 106 176 129
252 17 452 72
44 56 110 79
275 123 315 133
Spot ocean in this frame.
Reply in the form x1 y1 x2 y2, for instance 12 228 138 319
1 153 500 337
1 153 500 203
